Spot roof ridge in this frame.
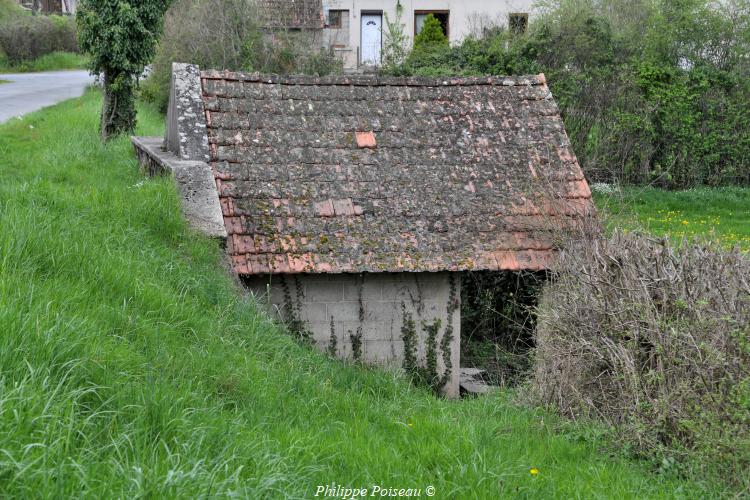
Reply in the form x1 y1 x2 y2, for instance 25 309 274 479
200 70 547 87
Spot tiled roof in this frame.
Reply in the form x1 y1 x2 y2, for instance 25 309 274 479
200 71 595 275
257 0 324 29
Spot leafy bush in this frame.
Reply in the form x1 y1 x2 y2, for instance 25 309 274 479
388 0 750 188
533 231 750 490
0 14 77 65
143 0 341 111
381 2 408 74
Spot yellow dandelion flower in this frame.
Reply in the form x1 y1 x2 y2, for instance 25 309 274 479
530 467 539 476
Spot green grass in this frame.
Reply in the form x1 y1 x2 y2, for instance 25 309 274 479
0 51 89 73
0 90 721 498
0 78 9 84
594 186 750 249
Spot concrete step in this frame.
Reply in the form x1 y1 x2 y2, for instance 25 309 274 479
459 367 498 396
460 381 498 395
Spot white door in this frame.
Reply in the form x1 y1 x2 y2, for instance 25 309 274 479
361 14 382 66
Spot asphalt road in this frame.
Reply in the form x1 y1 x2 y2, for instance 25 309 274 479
0 70 94 123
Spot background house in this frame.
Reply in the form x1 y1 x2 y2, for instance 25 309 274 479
321 0 537 68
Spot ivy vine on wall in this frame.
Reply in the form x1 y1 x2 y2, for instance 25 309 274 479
401 274 457 394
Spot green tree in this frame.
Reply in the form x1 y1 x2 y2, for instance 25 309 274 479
413 14 448 53
77 0 171 140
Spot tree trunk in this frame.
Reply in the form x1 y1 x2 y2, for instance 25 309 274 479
100 70 137 141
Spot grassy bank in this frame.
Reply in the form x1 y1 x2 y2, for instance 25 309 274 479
0 90 720 497
594 186 750 249
0 51 88 73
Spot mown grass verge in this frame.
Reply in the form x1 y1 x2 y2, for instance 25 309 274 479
594 186 750 249
0 51 88 73
0 89 716 497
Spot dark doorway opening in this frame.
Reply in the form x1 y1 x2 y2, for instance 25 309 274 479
460 271 547 391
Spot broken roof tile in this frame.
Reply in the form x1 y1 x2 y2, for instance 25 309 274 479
355 131 377 149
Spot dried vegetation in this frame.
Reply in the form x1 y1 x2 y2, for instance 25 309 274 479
533 230 750 490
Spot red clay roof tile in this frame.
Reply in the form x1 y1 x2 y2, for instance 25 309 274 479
201 72 595 274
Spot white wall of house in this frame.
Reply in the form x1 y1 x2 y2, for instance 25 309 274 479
62 0 77 14
322 0 537 69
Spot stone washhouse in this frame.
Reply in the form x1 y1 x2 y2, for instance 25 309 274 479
132 63 594 397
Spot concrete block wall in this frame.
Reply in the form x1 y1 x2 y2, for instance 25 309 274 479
244 272 461 397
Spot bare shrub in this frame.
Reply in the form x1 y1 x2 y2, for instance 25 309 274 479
532 231 750 487
142 0 259 109
0 15 77 64
142 0 341 110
